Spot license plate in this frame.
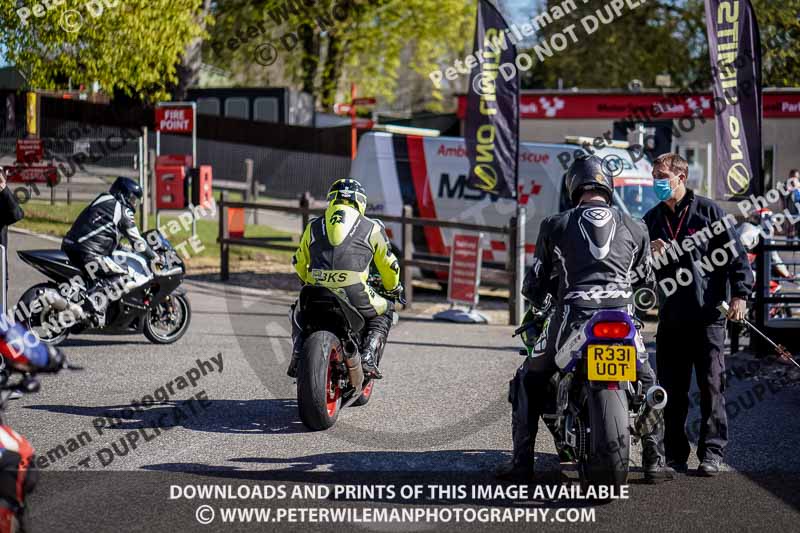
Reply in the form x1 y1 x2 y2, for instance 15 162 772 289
587 345 636 381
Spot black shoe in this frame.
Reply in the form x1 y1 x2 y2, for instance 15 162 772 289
666 460 689 474
643 458 676 484
494 459 534 481
697 458 722 477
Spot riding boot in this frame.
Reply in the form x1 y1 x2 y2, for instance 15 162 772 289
360 331 385 380
286 303 303 378
83 285 109 328
360 313 392 379
286 344 301 378
494 422 535 480
495 366 535 480
641 420 674 483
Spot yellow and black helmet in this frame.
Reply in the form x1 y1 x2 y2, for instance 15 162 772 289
327 178 367 215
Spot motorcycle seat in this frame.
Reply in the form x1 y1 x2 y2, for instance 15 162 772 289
299 285 365 333
17 249 83 280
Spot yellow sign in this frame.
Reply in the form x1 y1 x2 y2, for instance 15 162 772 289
587 344 636 381
26 92 37 136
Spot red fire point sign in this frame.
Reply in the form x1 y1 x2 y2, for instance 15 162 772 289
447 234 483 306
155 107 194 133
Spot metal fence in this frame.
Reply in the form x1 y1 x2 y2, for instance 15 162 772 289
38 119 141 170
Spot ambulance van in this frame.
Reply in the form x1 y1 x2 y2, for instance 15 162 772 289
350 131 656 269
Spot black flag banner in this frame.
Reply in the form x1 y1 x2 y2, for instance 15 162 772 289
704 0 763 198
465 0 519 199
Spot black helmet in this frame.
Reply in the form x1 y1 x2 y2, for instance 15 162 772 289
109 177 143 210
327 178 367 215
565 154 614 207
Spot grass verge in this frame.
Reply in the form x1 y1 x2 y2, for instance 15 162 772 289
15 200 297 271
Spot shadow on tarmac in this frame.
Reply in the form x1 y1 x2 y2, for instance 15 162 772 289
26 398 309 435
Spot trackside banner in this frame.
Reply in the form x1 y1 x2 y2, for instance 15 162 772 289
704 0 763 198
465 0 518 199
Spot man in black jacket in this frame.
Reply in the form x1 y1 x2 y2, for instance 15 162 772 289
643 153 752 477
62 177 157 324
0 169 24 249
496 154 673 483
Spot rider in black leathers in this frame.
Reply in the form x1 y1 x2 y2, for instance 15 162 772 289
62 177 157 323
495 154 674 483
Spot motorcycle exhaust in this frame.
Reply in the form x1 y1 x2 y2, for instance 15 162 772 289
43 290 85 320
634 385 668 437
342 342 364 408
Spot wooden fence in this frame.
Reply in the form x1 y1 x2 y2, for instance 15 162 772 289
217 191 527 324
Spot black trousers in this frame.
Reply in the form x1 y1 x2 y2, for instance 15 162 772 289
656 321 727 463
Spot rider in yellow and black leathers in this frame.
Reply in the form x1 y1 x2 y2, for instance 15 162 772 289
288 178 403 379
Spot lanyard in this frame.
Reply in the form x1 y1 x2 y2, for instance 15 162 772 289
664 204 690 241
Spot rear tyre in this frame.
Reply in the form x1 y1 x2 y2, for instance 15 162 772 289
584 388 630 489
16 284 71 346
352 380 375 406
297 331 342 430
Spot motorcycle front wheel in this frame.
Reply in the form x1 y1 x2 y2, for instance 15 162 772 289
143 293 191 344
297 330 342 430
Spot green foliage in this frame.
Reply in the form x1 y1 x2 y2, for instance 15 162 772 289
525 0 800 90
752 0 800 87
205 0 476 110
0 0 208 102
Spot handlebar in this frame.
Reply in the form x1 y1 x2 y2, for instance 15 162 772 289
512 322 532 337
367 274 406 306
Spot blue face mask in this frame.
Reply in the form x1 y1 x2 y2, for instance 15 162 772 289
653 178 674 202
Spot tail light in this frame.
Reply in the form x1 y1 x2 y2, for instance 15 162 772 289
592 321 630 339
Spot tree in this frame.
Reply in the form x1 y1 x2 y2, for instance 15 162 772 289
752 0 800 87
175 0 215 100
204 0 476 111
0 0 208 102
523 0 800 90
522 0 707 90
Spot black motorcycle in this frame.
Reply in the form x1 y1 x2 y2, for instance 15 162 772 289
294 275 401 431
15 230 190 346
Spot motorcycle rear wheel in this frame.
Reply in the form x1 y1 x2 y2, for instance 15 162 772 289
17 283 71 346
297 331 342 430
583 387 630 489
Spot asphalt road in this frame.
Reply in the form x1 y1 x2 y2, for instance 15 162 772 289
5 231 800 532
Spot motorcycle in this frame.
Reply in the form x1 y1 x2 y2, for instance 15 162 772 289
293 273 401 431
0 323 65 533
516 306 667 487
14 230 190 346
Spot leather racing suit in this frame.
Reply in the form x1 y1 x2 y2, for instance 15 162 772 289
508 200 666 471
291 202 401 376
61 193 156 312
